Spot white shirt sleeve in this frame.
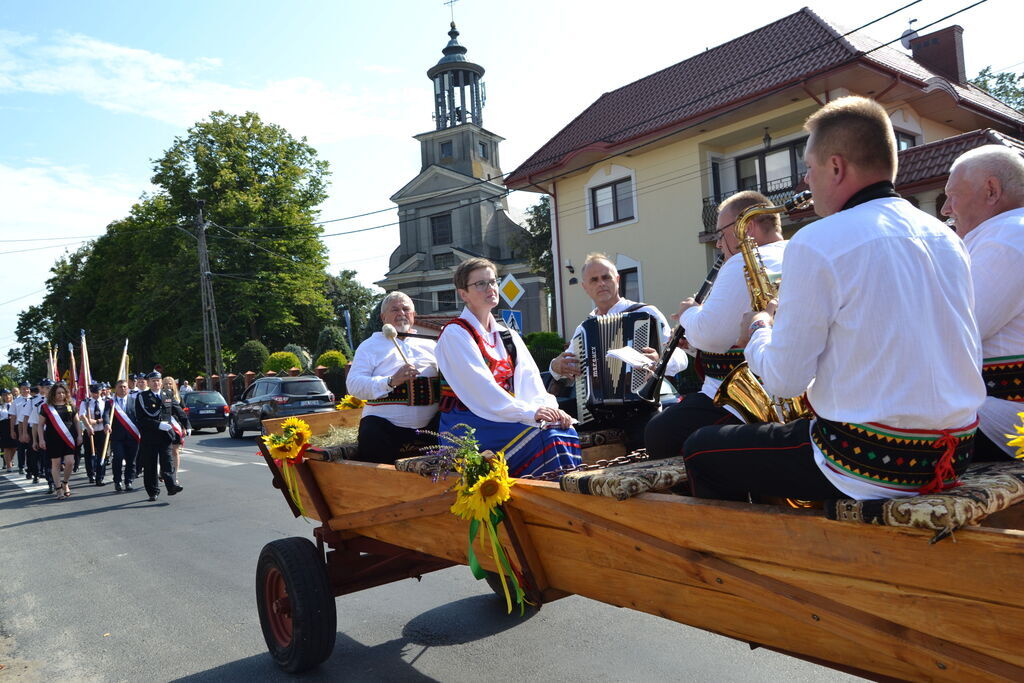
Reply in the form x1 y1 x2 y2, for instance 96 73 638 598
745 240 834 399
970 239 1024 342
436 325 550 425
679 256 747 353
548 322 585 380
640 304 689 375
346 340 393 400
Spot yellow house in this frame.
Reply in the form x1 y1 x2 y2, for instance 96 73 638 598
505 8 1024 337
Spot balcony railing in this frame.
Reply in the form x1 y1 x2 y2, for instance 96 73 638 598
699 177 808 238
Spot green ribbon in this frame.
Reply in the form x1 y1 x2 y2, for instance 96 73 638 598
466 507 527 614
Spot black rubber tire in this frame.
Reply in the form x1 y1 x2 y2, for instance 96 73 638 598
215 426 225 433
483 571 506 598
256 537 337 673
228 416 244 439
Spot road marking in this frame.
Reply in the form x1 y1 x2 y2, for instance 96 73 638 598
180 453 244 468
2 473 52 493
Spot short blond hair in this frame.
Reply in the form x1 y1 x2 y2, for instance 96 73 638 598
581 252 617 277
804 96 897 177
717 190 781 231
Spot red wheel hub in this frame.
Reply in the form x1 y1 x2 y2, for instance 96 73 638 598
264 567 293 646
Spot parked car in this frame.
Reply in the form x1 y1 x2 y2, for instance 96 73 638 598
539 371 680 420
229 376 336 439
182 390 229 432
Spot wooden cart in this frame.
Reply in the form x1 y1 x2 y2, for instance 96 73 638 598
254 411 1024 680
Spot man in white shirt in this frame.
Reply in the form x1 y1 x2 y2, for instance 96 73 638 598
347 291 439 463
13 381 32 475
548 253 687 450
942 144 1024 460
684 96 985 502
646 190 787 460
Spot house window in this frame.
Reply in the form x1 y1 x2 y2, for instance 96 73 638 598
734 138 807 197
433 252 455 269
477 141 488 159
896 131 916 150
430 214 452 245
440 141 453 157
618 267 639 301
590 178 635 229
436 290 456 311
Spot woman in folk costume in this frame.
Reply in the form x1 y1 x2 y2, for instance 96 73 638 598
41 383 82 499
435 257 581 477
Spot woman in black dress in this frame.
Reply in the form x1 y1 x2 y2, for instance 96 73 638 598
0 388 18 472
42 383 82 499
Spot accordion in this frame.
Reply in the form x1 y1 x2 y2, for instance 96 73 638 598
573 309 660 425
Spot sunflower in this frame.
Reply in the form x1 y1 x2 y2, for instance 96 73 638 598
453 469 514 521
1006 412 1024 459
281 417 312 445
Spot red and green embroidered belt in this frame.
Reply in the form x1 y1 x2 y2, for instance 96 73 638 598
982 354 1024 402
812 416 978 494
698 347 745 381
367 376 441 407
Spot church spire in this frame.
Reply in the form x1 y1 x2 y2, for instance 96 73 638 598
427 22 486 130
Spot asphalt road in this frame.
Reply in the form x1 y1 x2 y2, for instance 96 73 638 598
0 431 861 682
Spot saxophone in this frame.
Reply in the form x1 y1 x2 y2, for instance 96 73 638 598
713 191 813 424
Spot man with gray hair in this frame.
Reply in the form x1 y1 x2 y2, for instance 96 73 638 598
942 144 1024 459
347 291 439 463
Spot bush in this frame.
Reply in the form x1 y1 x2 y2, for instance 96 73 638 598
283 343 312 371
236 340 270 374
315 350 347 370
264 351 301 375
524 331 566 371
315 326 352 359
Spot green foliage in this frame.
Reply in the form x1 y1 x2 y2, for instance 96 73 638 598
524 331 565 371
514 196 553 293
236 340 270 373
315 326 352 359
971 66 1024 111
282 343 312 370
323 269 382 347
264 351 301 374
10 111 335 380
0 364 19 392
315 350 347 370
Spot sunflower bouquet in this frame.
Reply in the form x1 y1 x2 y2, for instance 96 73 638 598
336 394 366 410
421 426 525 613
1006 412 1024 459
262 417 313 517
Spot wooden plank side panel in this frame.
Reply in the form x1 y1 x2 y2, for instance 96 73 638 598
263 408 362 436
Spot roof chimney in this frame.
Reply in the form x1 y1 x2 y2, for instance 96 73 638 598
909 25 966 85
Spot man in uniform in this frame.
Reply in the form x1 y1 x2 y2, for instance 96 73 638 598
548 253 687 450
79 383 109 486
347 291 439 463
104 379 140 492
130 374 145 396
29 379 55 490
133 370 183 501
941 145 1024 459
683 96 984 502
646 190 787 460
13 380 32 475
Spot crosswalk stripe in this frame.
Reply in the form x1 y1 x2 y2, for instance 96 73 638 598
181 453 244 468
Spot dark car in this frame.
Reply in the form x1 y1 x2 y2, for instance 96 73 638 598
539 371 680 420
182 391 229 432
229 376 336 438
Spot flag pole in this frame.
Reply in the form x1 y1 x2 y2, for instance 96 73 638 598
80 331 95 457
99 339 128 465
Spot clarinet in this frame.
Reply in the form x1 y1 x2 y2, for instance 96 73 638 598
638 255 725 401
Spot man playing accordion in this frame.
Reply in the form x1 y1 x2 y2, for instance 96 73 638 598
684 96 985 502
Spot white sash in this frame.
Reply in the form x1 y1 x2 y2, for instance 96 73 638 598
113 401 141 442
41 403 76 450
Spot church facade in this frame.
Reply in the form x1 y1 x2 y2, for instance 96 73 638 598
377 23 547 335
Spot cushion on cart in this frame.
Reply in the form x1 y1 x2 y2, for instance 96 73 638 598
560 455 687 501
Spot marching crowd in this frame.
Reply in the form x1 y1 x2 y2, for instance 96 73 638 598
0 371 188 502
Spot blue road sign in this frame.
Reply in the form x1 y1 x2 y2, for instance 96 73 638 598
500 309 523 333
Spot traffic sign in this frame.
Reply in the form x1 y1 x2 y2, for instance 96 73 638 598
500 309 523 334
499 273 524 307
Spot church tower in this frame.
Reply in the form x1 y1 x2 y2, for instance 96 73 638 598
379 23 547 334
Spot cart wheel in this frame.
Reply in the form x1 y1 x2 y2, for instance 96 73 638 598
483 571 506 598
256 537 337 673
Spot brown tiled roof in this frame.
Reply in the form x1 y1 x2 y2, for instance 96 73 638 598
896 129 1024 190
506 8 1024 187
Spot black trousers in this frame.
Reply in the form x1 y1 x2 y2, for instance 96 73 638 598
683 418 845 502
87 431 108 482
27 444 53 483
17 440 28 471
356 414 439 464
110 436 139 485
645 392 742 460
138 437 175 496
578 404 659 452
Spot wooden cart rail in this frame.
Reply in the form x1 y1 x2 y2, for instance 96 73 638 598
256 412 1024 680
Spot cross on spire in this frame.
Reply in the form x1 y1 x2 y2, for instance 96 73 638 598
443 0 459 23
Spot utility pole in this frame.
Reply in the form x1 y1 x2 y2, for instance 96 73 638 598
195 201 228 395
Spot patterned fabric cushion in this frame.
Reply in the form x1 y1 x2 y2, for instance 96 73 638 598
825 461 1024 540
305 442 359 463
560 456 688 501
394 454 445 477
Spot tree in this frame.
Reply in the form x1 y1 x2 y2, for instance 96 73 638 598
971 66 1024 112
264 351 301 375
315 326 352 359
524 331 565 371
323 269 382 347
283 343 312 370
236 340 270 373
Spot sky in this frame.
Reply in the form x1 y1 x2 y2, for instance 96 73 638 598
2 0 1021 364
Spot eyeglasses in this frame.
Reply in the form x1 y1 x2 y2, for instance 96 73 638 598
710 220 736 242
467 278 499 291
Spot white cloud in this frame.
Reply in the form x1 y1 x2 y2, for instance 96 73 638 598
0 30 423 144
